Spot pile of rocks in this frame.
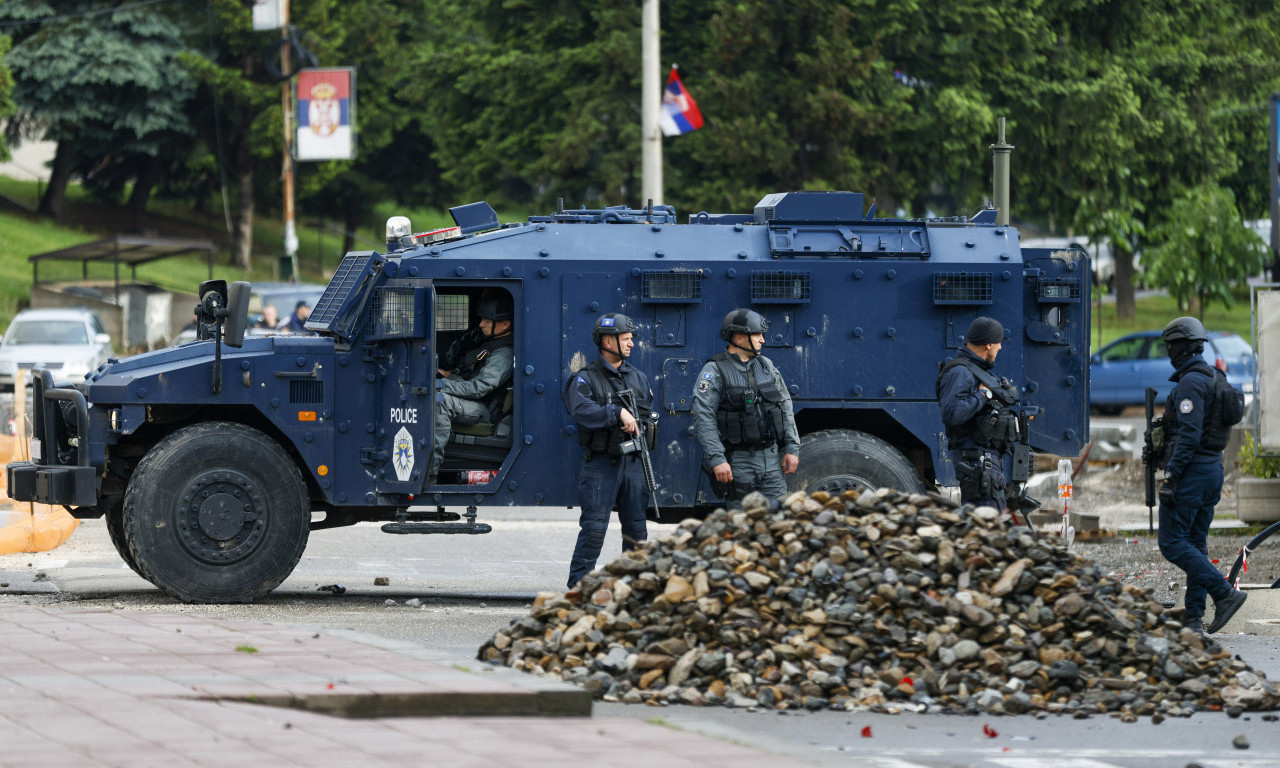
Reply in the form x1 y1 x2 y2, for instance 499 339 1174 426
478 489 1279 717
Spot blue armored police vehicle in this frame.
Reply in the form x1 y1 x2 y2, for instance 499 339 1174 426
7 191 1090 602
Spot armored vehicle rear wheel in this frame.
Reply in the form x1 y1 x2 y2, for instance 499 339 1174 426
789 429 925 496
123 422 309 603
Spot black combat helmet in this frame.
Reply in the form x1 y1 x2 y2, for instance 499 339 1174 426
720 308 769 341
592 312 637 347
475 296 514 322
1161 316 1208 344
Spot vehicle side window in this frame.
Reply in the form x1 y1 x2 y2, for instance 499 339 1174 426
1147 339 1168 360
436 294 470 331
1100 338 1144 363
92 315 107 335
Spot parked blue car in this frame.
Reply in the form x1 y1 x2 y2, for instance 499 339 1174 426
1089 330 1255 415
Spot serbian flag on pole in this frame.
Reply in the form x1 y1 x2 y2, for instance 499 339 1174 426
659 66 704 137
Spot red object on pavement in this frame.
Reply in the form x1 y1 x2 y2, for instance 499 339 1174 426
983 724 998 738
860 726 872 738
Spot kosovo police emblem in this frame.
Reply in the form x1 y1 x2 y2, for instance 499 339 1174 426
1179 399 1194 414
392 426 414 481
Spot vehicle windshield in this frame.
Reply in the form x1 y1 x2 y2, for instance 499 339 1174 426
1211 334 1253 358
5 320 88 345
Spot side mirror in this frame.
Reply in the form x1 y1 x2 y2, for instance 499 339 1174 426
1089 353 1100 364
94 333 112 346
197 279 228 340
224 282 251 348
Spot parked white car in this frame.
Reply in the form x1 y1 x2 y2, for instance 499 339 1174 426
0 308 114 392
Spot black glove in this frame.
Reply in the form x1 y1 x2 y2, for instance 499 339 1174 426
1158 478 1177 506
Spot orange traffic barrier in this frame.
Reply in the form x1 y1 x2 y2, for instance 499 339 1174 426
0 502 80 554
0 390 81 553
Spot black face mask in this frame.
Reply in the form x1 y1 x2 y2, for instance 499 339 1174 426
1168 340 1203 370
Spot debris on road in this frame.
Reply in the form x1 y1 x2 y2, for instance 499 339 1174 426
479 488 1280 718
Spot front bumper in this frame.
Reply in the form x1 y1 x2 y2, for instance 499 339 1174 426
5 368 98 507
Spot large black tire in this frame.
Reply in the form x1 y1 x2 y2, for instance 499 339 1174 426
788 429 926 496
102 496 143 577
123 422 310 603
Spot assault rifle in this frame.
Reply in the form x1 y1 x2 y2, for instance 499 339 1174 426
1004 406 1041 530
617 388 662 520
1142 386 1159 534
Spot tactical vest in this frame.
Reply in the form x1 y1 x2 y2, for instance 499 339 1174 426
451 332 513 380
1162 362 1245 455
711 352 787 449
577 360 653 458
935 355 1019 451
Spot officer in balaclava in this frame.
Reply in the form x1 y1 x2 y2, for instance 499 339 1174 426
1156 316 1247 634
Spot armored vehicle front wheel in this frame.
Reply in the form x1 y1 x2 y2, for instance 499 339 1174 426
102 497 143 577
788 429 925 496
123 422 310 603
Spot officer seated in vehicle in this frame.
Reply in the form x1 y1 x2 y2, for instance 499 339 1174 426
426 296 515 486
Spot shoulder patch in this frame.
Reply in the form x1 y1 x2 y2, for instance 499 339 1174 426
1179 398 1194 414
702 371 714 379
577 376 586 384
697 381 709 392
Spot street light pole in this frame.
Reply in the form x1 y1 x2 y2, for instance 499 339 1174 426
281 0 298 281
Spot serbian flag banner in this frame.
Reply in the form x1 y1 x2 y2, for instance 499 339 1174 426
659 66 704 137
296 67 356 161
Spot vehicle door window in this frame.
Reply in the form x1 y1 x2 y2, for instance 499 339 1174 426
1147 339 1168 360
1100 337 1144 363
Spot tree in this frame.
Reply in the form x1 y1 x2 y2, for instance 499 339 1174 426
1144 184 1268 317
0 1 194 219
0 33 14 162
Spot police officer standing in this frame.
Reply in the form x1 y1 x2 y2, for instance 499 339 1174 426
937 316 1019 511
426 297 515 486
692 309 800 502
563 313 654 589
1156 316 1248 634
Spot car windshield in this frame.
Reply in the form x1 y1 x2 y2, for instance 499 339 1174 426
5 320 88 345
1211 335 1253 358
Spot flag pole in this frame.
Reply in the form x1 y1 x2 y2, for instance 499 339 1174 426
641 0 662 206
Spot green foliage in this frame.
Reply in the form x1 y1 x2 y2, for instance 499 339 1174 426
1143 185 1269 316
0 33 14 162
0 1 196 180
1238 431 1280 480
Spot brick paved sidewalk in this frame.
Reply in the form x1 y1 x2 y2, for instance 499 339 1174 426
0 607 805 768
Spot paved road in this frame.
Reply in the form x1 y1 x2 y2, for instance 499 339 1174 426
3 506 1279 768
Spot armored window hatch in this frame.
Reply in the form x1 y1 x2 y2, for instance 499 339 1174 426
1036 278 1081 303
641 270 702 303
751 271 811 304
367 286 425 340
307 251 384 340
932 272 992 305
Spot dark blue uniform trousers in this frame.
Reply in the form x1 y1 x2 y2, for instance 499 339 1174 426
568 454 648 588
1158 460 1231 621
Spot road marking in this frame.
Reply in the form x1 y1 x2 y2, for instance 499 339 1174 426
990 759 1125 768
